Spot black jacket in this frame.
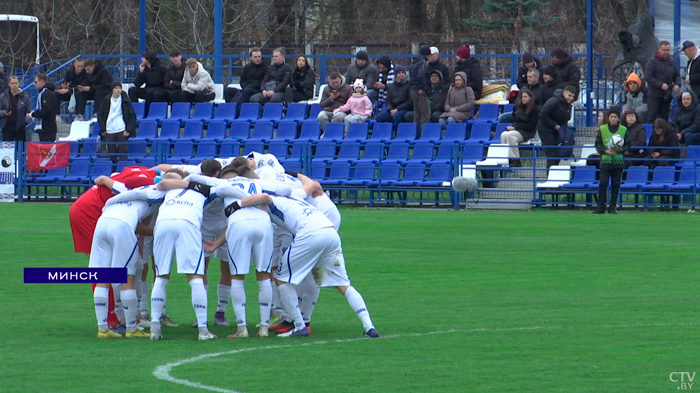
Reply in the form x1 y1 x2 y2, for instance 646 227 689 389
84 60 113 92
673 98 700 136
164 60 187 91
134 58 167 89
551 55 581 99
240 61 267 90
687 56 700 97
540 76 564 105
644 54 681 97
427 60 450 87
516 58 542 89
409 55 430 92
63 66 87 88
97 91 137 136
537 88 571 135
454 58 483 100
623 122 647 158
291 65 316 99
0 89 30 130
647 131 680 158
512 107 540 140
0 73 7 96
385 78 412 111
31 83 58 136
428 74 449 113
260 62 294 93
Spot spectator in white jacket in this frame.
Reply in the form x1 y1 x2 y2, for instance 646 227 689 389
179 58 216 103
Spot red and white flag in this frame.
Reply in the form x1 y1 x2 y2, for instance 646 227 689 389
27 142 70 171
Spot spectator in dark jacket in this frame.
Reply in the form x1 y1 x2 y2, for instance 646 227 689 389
673 91 700 145
409 47 432 131
593 106 630 214
428 70 449 123
500 90 539 166
644 41 681 123
646 118 680 168
537 86 576 168
621 109 647 167
157 49 187 103
250 48 294 105
374 56 395 108
75 59 113 119
0 76 30 141
539 66 563 105
285 55 316 103
225 48 267 104
500 68 544 123
55 57 86 104
375 66 411 130
454 45 483 100
681 41 700 98
30 74 59 142
550 48 581 100
345 50 379 100
622 72 648 122
97 82 137 163
426 47 451 88
316 73 353 130
128 51 167 116
516 53 542 89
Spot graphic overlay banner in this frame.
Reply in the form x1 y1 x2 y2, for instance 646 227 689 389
24 268 128 284
0 142 15 202
26 142 70 171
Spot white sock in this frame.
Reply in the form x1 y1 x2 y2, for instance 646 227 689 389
297 274 320 323
150 277 169 323
204 284 209 295
217 283 231 313
344 286 374 332
258 280 272 326
230 279 247 327
139 278 150 316
121 289 138 333
190 278 208 328
135 265 144 314
270 277 284 317
94 287 110 332
277 283 304 331
112 283 125 324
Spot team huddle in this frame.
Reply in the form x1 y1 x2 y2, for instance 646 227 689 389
69 152 379 340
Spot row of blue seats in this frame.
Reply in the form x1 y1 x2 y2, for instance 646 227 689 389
548 165 700 192
84 121 508 147
131 101 514 126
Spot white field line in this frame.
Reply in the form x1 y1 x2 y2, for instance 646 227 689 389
153 322 700 393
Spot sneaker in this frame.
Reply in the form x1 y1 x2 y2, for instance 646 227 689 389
137 318 151 329
688 208 696 213
227 327 249 338
215 311 230 326
257 314 280 328
305 322 312 334
150 332 163 340
257 325 269 337
160 314 180 327
97 330 122 339
191 322 198 329
198 331 218 341
109 324 126 335
269 320 294 334
125 329 149 338
277 326 309 338
364 328 379 338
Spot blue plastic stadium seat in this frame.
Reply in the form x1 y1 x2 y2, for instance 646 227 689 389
167 102 191 123
188 102 214 123
237 103 261 122
209 102 237 124
284 103 308 123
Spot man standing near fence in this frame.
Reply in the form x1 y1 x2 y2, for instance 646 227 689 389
644 41 680 123
96 82 136 163
30 74 58 142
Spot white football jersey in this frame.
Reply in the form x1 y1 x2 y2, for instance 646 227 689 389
248 152 284 174
100 199 159 231
266 196 335 235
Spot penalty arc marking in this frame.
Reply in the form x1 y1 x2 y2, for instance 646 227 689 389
153 322 700 393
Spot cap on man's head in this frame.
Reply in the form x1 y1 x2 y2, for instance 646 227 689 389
395 65 406 74
355 50 369 61
681 40 696 52
522 52 534 64
456 45 470 59
419 46 431 56
550 47 567 59
430 46 439 55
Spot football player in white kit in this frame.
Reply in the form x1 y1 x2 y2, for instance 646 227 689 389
189 166 291 338
235 185 379 338
89 176 160 338
105 169 217 341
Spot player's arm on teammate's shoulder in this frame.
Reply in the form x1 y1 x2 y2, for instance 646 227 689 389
105 186 157 206
296 173 323 198
94 176 126 193
135 215 154 236
184 174 220 186
241 193 272 207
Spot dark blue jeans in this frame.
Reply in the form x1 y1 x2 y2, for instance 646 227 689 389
375 109 410 131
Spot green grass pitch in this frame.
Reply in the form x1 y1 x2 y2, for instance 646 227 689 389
1 204 698 392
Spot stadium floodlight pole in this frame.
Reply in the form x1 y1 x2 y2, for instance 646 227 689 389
139 0 146 54
214 0 223 83
586 0 594 126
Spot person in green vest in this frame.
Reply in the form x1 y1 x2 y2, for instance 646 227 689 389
594 106 630 214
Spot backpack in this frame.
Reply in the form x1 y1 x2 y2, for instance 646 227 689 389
556 125 575 159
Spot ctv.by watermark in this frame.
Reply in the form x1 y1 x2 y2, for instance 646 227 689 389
670 372 696 390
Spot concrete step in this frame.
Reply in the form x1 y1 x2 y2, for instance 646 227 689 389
464 198 533 210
